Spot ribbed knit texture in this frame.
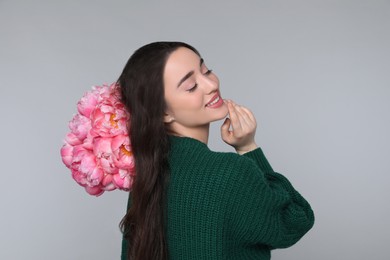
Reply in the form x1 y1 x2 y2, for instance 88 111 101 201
121 135 314 259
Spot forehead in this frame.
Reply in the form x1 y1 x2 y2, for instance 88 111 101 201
164 47 201 79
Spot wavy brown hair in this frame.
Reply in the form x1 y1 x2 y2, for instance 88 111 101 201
118 42 200 260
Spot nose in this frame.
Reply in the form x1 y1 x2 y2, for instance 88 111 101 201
200 74 218 94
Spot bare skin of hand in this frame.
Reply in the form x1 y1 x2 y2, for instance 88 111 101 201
220 100 258 155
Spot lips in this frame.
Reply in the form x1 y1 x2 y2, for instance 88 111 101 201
205 92 224 108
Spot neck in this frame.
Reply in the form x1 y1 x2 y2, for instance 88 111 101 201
168 123 210 144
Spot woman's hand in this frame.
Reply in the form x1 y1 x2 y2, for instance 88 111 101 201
220 100 258 154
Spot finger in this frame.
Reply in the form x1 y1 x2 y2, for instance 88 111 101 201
240 106 256 123
221 117 231 133
234 105 252 126
231 105 256 134
233 104 256 128
227 101 242 132
221 119 236 144
230 102 246 120
220 118 232 140
231 101 256 130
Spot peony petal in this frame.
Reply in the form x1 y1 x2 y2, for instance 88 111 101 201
101 174 116 191
74 147 96 172
71 169 87 186
65 132 82 146
87 167 104 186
69 114 91 141
101 174 113 186
85 185 104 196
93 137 118 174
82 133 94 150
113 172 132 190
60 143 74 168
112 173 125 189
77 88 99 118
102 183 116 191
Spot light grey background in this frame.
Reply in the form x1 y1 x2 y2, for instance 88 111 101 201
1 0 389 259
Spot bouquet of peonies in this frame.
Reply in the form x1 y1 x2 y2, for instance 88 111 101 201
60 83 135 196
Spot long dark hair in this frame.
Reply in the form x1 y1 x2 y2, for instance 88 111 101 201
118 42 200 260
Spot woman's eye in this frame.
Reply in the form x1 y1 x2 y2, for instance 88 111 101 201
188 84 198 92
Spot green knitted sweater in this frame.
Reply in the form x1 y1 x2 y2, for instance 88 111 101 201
121 135 314 259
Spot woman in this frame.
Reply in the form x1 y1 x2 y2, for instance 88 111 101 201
118 42 314 260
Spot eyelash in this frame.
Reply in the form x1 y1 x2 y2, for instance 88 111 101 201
187 69 213 93
188 84 198 92
205 69 213 75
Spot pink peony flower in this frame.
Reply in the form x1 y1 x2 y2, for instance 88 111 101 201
93 137 118 175
69 114 91 141
60 82 134 196
111 134 135 170
90 101 128 138
71 145 104 187
77 87 100 118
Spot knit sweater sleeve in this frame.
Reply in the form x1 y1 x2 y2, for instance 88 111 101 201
226 148 314 249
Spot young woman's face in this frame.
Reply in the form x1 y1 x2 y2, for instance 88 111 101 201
163 47 228 131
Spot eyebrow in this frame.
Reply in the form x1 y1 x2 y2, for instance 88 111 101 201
177 58 204 88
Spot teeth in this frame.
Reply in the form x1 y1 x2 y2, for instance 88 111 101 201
207 96 220 106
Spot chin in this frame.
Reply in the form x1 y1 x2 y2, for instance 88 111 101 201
211 104 229 122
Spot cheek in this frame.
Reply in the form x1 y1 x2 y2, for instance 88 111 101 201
185 94 205 111
171 93 204 112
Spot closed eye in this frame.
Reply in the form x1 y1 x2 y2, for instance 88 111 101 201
204 69 213 75
188 69 212 93
186 59 212 93
200 58 213 76
187 84 198 92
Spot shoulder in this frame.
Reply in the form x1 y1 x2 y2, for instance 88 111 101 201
212 150 260 174
170 135 258 168
168 135 263 183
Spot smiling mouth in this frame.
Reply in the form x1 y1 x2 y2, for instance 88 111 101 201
205 93 221 107
206 95 220 107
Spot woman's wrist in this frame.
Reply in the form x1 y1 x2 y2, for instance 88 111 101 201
235 142 258 155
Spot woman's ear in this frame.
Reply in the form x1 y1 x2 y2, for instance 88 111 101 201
164 113 175 123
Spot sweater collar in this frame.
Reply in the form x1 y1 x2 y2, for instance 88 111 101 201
168 135 209 151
